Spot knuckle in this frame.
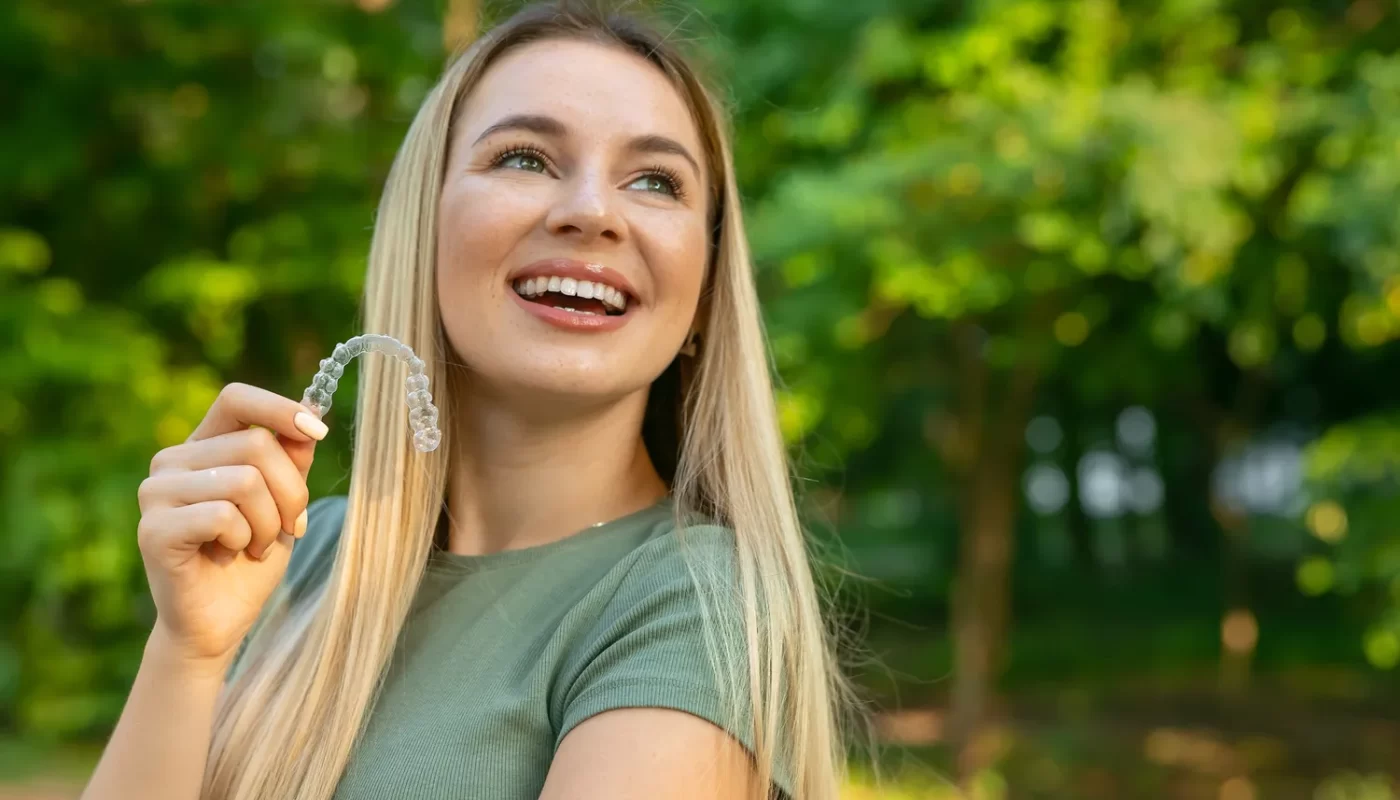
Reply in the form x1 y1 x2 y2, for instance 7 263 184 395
213 501 241 530
136 476 159 510
136 515 155 551
215 382 249 411
250 426 278 454
231 465 262 496
149 446 174 475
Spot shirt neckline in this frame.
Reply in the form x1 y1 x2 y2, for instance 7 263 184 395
425 496 673 575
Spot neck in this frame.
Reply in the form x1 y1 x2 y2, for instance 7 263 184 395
441 381 670 557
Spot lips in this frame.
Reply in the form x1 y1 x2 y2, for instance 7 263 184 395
507 258 638 333
508 258 639 304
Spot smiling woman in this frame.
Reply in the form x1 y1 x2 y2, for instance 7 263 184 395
81 3 858 800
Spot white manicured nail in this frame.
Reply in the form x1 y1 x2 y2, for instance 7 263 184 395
294 412 328 440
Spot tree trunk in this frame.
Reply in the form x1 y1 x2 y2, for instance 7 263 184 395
948 437 1022 778
943 323 1041 782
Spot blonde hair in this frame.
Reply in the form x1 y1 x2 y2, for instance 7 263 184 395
205 3 859 798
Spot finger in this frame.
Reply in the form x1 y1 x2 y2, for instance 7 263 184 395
149 429 311 534
138 467 283 560
278 435 316 481
189 383 328 444
138 501 253 555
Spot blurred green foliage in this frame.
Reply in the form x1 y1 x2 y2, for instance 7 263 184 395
3 0 1400 794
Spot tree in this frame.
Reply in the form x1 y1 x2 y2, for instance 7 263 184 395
0 0 441 739
708 0 1398 780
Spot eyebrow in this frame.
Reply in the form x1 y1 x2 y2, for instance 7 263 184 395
472 113 702 180
625 134 701 179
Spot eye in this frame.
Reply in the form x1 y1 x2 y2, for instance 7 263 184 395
628 166 686 199
491 145 550 174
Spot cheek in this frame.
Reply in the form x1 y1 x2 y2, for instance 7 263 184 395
643 214 710 316
437 177 539 270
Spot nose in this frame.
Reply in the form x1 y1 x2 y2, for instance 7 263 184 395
544 170 627 245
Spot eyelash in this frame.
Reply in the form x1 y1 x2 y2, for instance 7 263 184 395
488 144 688 200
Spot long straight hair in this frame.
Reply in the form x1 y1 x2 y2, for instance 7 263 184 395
204 3 859 798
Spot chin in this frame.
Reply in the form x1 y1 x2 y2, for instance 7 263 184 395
471 354 652 408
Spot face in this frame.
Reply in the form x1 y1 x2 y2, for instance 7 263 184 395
436 38 711 411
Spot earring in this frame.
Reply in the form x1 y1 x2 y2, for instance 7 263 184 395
679 330 700 357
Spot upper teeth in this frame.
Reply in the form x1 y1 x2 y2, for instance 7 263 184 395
513 276 628 312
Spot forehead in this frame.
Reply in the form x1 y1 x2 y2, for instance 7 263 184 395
456 38 703 158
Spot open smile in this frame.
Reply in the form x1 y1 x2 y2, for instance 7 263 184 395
507 258 639 332
512 274 628 316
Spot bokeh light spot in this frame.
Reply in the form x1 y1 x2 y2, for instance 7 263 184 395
1296 556 1335 596
1363 629 1400 670
947 162 982 196
1025 415 1063 454
1305 500 1348 543
1054 312 1089 346
1222 608 1258 654
1293 313 1326 351
1219 776 1256 800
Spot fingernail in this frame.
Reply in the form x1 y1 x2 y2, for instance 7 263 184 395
294 509 308 538
294 412 328 441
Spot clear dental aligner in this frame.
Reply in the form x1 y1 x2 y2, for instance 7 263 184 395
301 334 442 453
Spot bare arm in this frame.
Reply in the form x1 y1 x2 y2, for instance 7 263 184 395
538 707 763 800
80 625 232 800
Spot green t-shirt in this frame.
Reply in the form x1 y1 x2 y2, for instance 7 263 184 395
237 494 793 799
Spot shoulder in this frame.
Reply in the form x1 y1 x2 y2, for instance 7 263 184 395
554 517 747 722
595 519 745 641
551 518 799 798
621 521 741 592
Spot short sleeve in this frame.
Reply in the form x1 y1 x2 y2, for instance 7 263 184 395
226 494 347 679
551 525 795 798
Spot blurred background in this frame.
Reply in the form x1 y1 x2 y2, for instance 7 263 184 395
3 0 1399 797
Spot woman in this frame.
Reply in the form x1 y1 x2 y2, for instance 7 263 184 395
84 2 854 798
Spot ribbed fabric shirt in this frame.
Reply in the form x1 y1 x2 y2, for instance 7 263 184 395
236 494 793 799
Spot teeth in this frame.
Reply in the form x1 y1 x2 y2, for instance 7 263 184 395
512 274 630 313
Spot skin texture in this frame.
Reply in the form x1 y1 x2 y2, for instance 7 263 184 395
539 708 762 800
436 40 757 798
